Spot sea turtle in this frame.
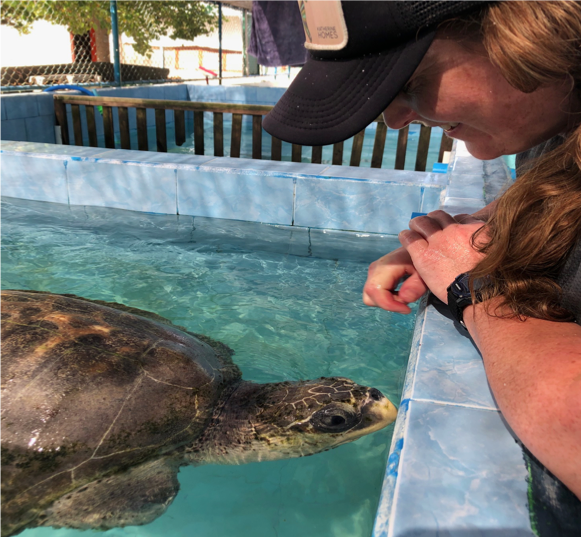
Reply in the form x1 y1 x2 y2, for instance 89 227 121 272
1 290 397 536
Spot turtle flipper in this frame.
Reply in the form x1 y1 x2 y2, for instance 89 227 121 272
39 459 179 531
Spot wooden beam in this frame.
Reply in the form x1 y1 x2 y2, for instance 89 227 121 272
54 95 274 116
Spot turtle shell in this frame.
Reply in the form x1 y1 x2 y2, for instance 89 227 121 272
1 290 241 534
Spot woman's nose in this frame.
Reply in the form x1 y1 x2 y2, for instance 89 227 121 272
383 99 418 130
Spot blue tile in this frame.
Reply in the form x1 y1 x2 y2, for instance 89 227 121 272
1 98 6 120
67 160 177 214
148 85 167 100
322 167 447 187
203 156 329 176
3 142 101 157
420 186 444 213
37 93 55 116
1 153 68 204
163 84 188 102
294 177 422 234
386 401 532 537
260 87 286 104
177 168 294 225
0 119 28 141
412 305 498 409
451 155 485 176
127 86 152 100
25 115 56 143
90 149 215 167
432 162 448 173
149 153 216 166
4 94 39 120
0 141 25 151
442 197 486 215
186 84 200 101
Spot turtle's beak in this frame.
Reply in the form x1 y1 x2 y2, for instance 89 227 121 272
360 389 397 432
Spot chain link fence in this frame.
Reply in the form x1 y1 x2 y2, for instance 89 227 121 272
1 1 250 91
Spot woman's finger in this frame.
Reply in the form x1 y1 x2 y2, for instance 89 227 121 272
399 229 427 250
427 210 457 228
408 215 443 237
397 272 429 303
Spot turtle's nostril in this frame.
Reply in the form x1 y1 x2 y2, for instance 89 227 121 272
369 388 383 401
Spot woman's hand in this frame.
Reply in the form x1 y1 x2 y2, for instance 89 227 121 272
398 211 486 303
362 247 428 314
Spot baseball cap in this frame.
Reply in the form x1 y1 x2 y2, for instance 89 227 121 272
263 1 488 146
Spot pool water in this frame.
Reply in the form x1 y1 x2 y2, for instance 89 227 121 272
2 197 416 537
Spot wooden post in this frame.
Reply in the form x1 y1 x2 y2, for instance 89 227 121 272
175 110 186 147
102 106 115 149
371 122 387 168
53 98 70 145
136 108 148 151
118 107 131 149
438 134 454 162
71 104 84 146
230 113 243 158
292 144 302 163
194 111 205 155
395 126 409 170
85 106 98 147
213 112 224 157
414 125 432 171
311 146 323 164
155 109 167 152
252 115 262 159
332 141 344 166
350 130 365 167
271 136 282 161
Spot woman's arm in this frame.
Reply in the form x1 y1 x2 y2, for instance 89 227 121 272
464 302 581 499
399 210 581 500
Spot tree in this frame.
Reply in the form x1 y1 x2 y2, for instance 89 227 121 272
1 1 218 61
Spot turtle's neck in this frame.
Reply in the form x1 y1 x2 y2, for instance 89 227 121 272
185 380 278 465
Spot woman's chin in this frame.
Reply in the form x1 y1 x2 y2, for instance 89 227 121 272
463 140 505 161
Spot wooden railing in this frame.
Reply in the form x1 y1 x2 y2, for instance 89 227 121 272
53 95 453 171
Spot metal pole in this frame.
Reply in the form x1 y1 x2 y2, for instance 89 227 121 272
242 10 247 77
110 0 121 86
218 2 223 84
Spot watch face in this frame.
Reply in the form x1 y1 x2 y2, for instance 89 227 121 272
451 273 472 299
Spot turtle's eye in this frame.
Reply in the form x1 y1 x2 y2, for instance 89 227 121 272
311 406 359 433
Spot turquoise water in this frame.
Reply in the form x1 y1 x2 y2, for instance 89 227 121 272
2 197 416 537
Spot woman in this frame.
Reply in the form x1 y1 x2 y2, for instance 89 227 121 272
264 0 581 512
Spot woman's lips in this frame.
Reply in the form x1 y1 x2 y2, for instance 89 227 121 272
441 122 459 132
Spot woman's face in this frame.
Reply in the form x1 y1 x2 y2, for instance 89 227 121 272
383 38 575 160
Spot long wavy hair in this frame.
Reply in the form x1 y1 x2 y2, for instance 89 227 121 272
447 1 581 321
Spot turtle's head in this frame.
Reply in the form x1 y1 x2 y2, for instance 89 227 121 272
187 377 397 465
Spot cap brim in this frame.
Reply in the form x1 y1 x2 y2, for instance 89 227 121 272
263 31 435 146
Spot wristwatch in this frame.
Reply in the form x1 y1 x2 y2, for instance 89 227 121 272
446 272 479 330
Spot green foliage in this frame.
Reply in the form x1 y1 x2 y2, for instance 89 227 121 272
1 1 218 56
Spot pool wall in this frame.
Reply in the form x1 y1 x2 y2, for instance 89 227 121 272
0 135 537 536
0 84 286 145
373 142 535 537
0 141 445 235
